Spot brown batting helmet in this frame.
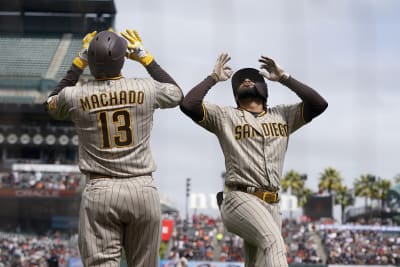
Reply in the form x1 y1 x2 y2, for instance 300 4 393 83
231 68 268 103
87 31 127 79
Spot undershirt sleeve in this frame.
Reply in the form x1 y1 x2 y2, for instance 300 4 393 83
180 75 217 122
280 76 328 122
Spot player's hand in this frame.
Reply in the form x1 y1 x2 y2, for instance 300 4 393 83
258 56 289 82
120 29 154 66
72 31 97 70
211 53 233 82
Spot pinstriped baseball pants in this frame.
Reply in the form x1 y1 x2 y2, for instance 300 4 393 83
78 176 162 267
221 191 288 267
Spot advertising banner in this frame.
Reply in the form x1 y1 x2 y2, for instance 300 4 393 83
160 260 244 267
161 219 174 241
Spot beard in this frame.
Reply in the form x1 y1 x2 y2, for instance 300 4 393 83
236 85 261 100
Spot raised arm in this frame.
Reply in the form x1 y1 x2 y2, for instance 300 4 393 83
259 56 328 122
180 53 232 121
48 31 97 97
120 29 179 87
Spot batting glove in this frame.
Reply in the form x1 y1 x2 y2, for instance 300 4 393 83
211 53 233 82
258 55 290 82
120 29 154 66
72 31 97 70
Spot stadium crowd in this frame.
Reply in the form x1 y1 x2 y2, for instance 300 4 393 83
0 143 396 266
167 214 219 261
0 171 83 191
0 231 79 267
282 218 323 265
1 210 400 266
320 218 400 265
166 213 321 264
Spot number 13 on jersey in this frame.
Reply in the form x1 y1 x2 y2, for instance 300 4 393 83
98 109 134 149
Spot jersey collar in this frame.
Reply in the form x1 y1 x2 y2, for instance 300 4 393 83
237 107 267 117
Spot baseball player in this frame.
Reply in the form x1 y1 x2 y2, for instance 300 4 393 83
180 53 328 267
46 29 183 267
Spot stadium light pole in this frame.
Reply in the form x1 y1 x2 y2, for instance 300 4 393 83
185 177 191 223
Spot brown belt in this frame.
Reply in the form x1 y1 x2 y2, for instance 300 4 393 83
235 185 279 204
88 173 111 180
87 173 152 180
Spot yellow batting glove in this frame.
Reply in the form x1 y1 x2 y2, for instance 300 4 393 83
120 29 154 66
73 30 97 70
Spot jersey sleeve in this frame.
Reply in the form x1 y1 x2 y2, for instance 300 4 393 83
196 102 226 133
275 102 306 134
46 88 72 120
154 80 183 109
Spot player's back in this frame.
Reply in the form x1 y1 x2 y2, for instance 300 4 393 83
64 77 161 178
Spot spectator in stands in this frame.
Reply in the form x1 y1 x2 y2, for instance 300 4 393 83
0 170 83 191
175 256 188 267
46 249 59 267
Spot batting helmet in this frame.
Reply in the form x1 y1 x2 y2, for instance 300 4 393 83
231 68 268 103
87 31 127 79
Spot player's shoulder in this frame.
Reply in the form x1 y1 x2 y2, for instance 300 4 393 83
204 102 236 109
120 77 157 90
222 105 243 115
123 76 150 81
122 77 153 83
268 102 301 112
54 85 78 98
203 102 240 119
203 102 234 111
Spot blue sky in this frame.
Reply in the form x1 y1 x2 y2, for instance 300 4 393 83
112 0 400 215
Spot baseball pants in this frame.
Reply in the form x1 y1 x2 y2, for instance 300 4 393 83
78 176 162 267
221 191 288 267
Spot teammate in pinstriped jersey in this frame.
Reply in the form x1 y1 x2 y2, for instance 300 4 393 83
46 29 182 267
180 53 328 267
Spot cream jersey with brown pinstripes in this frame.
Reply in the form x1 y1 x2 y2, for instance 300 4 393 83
47 77 182 178
198 102 306 191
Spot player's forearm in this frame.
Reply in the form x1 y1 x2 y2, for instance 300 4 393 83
48 64 83 97
146 60 179 87
180 76 216 121
281 76 328 122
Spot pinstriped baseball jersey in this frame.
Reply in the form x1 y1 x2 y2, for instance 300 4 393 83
198 102 305 191
47 77 182 177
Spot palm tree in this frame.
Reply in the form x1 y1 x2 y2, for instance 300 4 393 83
335 185 355 223
281 169 306 195
373 178 391 210
318 167 343 194
297 188 313 207
354 174 376 208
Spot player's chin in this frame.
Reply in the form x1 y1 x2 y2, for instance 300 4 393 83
237 86 259 99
